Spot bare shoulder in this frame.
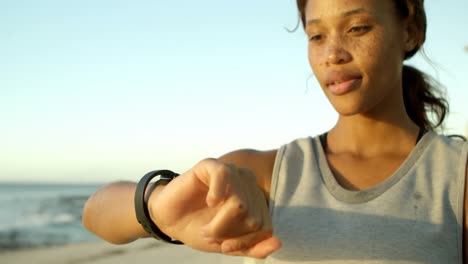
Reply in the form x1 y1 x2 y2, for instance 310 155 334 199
218 149 278 196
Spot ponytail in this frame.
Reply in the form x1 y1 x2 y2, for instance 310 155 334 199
402 65 448 130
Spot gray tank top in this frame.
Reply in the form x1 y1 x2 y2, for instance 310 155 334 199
245 131 468 264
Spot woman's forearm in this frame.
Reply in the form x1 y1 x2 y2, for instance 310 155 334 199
82 181 149 244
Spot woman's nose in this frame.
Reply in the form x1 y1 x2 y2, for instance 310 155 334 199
325 36 352 66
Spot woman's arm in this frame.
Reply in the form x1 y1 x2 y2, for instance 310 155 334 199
82 149 280 258
82 181 150 244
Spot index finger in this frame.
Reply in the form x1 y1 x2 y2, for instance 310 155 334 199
192 158 233 207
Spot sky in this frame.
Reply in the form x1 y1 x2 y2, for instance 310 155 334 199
1 0 468 183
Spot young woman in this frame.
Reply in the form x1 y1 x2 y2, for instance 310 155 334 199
83 0 468 263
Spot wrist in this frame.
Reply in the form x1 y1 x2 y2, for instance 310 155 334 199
134 169 183 244
147 184 167 226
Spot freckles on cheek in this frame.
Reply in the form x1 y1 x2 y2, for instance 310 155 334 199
357 34 387 69
308 55 325 82
374 30 391 56
357 39 376 60
308 47 327 67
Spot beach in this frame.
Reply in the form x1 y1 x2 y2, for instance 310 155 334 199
0 183 246 264
0 239 244 264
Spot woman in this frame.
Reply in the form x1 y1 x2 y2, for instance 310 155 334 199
83 0 468 262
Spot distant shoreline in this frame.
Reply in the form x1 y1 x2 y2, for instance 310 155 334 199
0 183 103 251
0 238 100 252
0 239 243 264
0 181 107 186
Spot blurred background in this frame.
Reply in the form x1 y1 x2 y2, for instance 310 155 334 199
1 0 467 258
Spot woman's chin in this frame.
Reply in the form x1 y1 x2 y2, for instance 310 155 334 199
327 97 368 117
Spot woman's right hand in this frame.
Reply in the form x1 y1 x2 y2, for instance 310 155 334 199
148 158 282 258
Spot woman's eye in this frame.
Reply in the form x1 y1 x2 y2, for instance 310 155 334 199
309 34 323 42
349 26 372 34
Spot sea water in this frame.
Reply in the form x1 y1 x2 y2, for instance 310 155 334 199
0 182 104 250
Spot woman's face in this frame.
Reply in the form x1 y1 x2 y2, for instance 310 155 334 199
305 0 413 116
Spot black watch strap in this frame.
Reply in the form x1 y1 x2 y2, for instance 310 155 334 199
134 170 183 244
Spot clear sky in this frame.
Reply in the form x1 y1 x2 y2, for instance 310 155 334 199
2 0 468 183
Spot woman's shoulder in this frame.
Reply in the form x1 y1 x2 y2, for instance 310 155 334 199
218 148 278 177
428 132 468 153
218 148 277 196
215 136 319 193
216 136 318 170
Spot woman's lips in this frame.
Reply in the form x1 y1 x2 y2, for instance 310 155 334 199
327 77 362 95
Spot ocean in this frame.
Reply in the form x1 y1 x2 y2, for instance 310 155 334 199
0 182 104 250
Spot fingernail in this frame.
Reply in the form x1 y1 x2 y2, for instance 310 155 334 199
206 195 218 207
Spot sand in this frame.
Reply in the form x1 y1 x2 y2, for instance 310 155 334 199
0 239 245 264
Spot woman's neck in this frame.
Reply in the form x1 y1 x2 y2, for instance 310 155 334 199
327 112 420 158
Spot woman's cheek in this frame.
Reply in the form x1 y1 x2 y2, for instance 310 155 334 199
352 33 388 75
308 44 325 68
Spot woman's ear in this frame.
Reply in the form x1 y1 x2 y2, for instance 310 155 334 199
403 20 419 53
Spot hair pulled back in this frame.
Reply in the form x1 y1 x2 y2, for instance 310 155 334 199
296 0 448 130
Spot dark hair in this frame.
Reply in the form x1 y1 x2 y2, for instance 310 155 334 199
296 0 449 131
